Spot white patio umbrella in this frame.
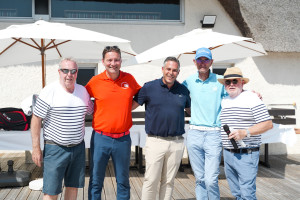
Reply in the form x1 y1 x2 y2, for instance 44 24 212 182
0 20 136 87
124 29 266 66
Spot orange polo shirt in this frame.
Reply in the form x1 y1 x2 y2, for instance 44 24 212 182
86 70 141 134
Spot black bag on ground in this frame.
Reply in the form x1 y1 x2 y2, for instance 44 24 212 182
0 108 31 131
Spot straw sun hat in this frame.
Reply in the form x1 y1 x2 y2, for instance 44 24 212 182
217 67 249 85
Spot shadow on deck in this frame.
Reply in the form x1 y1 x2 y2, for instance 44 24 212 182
0 152 300 200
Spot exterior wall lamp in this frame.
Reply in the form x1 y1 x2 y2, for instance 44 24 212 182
201 15 217 28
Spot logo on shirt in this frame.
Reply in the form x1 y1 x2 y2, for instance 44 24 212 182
179 94 183 97
212 86 218 91
121 82 129 89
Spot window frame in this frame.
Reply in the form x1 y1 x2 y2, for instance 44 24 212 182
77 63 98 86
50 0 185 24
0 0 185 24
0 0 34 21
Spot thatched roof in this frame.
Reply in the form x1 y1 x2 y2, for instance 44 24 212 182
219 0 300 52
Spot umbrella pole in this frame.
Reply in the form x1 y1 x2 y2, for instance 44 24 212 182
41 39 46 88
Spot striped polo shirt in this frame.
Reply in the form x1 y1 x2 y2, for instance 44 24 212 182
220 90 271 149
34 81 94 146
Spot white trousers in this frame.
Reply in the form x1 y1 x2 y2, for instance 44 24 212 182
141 135 185 200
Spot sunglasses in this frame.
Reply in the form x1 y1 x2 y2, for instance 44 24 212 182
60 69 78 74
196 59 211 64
105 46 119 50
225 79 239 85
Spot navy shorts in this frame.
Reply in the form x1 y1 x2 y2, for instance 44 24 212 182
43 141 85 195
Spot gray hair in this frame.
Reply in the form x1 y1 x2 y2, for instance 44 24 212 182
163 56 180 70
58 57 78 69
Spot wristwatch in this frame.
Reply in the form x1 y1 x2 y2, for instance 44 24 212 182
246 129 251 138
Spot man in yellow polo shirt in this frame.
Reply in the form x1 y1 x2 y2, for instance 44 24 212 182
86 46 141 200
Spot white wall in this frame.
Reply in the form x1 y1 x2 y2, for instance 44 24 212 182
0 0 240 106
0 0 299 154
238 53 300 127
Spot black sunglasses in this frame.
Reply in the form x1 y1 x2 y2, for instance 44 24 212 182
225 79 239 85
60 69 78 74
105 46 119 50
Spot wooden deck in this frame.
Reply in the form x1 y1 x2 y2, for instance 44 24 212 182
1 152 300 200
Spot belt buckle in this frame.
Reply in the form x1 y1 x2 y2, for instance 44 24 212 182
66 143 76 147
233 149 239 153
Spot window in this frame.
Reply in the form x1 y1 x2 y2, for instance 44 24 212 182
51 0 181 21
77 66 97 86
35 0 49 15
212 64 233 76
212 68 226 76
0 0 32 18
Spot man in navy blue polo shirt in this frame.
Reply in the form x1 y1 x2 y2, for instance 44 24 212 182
132 57 191 200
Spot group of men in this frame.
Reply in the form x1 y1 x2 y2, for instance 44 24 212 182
31 46 273 200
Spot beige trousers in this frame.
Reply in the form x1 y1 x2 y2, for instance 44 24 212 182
141 135 185 200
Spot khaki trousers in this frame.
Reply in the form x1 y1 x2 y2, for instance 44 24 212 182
141 135 185 200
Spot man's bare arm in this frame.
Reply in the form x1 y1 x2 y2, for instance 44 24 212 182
185 108 191 116
31 114 43 167
132 100 140 111
229 120 273 141
252 90 262 100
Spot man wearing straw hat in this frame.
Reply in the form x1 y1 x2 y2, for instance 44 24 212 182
218 67 272 200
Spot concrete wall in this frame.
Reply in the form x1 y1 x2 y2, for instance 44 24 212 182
0 0 299 154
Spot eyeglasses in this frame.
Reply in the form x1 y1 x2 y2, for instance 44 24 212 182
225 79 239 85
196 59 211 64
60 69 77 74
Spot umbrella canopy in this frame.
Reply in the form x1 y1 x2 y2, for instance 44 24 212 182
0 20 136 87
124 29 266 66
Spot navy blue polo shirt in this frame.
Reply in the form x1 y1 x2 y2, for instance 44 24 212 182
134 78 191 137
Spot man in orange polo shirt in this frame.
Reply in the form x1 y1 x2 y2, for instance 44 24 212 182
86 46 141 200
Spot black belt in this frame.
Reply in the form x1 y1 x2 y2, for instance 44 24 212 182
225 147 260 154
44 140 81 148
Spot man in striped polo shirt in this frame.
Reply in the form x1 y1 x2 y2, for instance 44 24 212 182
218 67 273 200
31 58 93 200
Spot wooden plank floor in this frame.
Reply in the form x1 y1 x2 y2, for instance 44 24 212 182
1 153 300 200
